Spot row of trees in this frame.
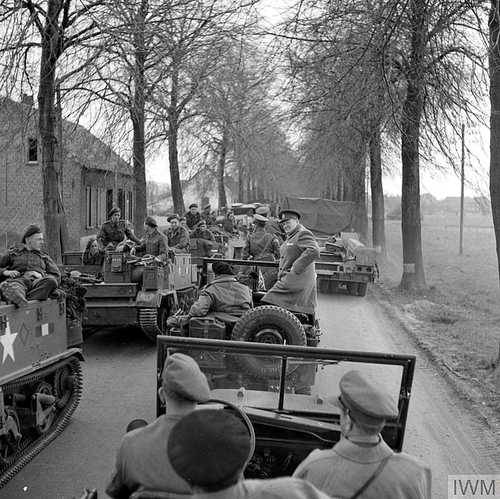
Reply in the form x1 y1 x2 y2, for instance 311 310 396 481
1 0 500 294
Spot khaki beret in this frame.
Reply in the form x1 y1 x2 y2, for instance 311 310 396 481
168 409 252 488
162 353 210 402
335 370 398 425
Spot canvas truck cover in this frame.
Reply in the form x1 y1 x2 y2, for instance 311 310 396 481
282 197 356 235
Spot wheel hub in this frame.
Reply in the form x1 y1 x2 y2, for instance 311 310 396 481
254 328 284 344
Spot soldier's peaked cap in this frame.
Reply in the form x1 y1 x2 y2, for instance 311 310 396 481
336 370 398 423
278 209 301 221
255 206 270 215
253 214 268 223
108 207 120 218
162 353 210 402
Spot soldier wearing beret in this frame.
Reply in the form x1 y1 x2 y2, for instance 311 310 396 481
0 225 60 307
106 353 210 498
184 203 201 230
97 207 141 250
134 216 169 260
167 408 332 499
243 214 280 290
293 370 432 499
201 203 217 226
164 215 190 252
262 209 320 315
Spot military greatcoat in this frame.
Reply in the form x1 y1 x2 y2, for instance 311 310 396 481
262 224 319 314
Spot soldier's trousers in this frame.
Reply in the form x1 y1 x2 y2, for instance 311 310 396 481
0 276 58 304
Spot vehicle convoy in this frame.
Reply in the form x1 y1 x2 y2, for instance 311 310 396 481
62 250 197 341
157 336 416 478
281 196 377 296
0 298 83 487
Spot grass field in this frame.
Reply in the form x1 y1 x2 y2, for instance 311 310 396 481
378 213 500 421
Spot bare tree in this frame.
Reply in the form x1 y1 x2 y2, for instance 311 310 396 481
0 0 105 261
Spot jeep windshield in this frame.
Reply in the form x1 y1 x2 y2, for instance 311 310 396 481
157 336 415 451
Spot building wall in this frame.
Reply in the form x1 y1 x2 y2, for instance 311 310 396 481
0 98 134 251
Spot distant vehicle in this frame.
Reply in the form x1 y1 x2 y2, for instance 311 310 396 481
157 336 416 477
0 299 83 486
281 197 377 296
61 251 197 341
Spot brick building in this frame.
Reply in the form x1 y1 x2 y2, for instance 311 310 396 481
0 96 134 250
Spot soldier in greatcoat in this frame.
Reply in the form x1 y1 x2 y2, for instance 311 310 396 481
0 225 60 307
97 207 141 250
262 209 320 315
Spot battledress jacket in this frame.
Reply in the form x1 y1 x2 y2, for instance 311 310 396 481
293 437 432 499
189 274 252 322
0 245 61 282
262 224 319 314
97 219 141 248
135 230 168 258
243 228 280 261
165 226 190 251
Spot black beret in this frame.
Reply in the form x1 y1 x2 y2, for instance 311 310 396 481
108 207 121 218
167 214 180 222
144 216 158 228
189 203 198 209
278 209 301 221
168 409 252 488
22 224 41 243
212 261 234 275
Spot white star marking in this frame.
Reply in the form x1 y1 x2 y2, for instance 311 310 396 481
0 320 18 363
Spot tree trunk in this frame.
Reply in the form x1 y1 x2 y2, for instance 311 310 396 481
400 0 426 291
369 126 386 255
131 0 148 234
489 0 500 388
352 158 368 242
38 0 68 263
217 129 228 209
168 62 185 215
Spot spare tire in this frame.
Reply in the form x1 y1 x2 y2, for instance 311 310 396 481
230 305 306 378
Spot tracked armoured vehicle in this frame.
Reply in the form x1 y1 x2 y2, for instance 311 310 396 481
62 251 197 341
0 298 83 487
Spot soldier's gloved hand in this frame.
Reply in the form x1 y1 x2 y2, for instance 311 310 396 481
3 270 20 278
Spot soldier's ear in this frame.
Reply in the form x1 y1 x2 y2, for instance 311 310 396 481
158 386 166 405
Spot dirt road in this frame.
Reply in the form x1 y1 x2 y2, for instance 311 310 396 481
2 292 499 498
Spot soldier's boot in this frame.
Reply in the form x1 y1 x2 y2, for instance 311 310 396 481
0 282 29 308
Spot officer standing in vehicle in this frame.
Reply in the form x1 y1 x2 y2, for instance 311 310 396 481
293 370 431 499
167 409 333 499
262 209 320 315
243 214 280 290
97 207 141 250
0 225 60 307
106 353 210 498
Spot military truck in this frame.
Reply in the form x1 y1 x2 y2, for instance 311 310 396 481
62 251 197 341
0 298 83 486
281 196 377 296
